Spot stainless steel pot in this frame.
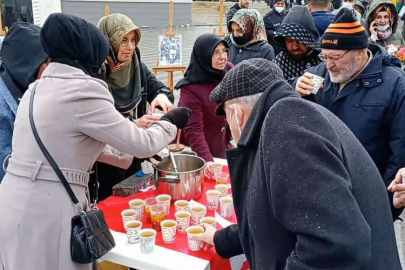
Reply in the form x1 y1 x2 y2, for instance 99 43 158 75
153 154 206 200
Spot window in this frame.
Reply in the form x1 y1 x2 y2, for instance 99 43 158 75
0 0 34 34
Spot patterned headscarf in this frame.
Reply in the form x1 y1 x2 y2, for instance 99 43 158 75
372 5 394 25
229 9 267 47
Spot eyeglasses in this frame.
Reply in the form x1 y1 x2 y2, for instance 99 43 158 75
213 49 229 58
318 50 350 62
120 38 137 48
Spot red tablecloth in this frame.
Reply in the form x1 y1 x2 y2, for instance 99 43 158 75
98 167 248 270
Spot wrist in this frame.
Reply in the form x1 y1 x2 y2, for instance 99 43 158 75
371 34 378 42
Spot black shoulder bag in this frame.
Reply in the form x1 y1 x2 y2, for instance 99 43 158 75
28 83 115 264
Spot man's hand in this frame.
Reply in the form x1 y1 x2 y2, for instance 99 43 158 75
388 168 405 208
189 223 217 251
296 72 316 96
151 94 174 113
134 114 160 129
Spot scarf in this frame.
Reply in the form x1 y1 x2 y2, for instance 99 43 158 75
229 9 267 48
273 50 322 80
377 26 393 41
98 13 143 116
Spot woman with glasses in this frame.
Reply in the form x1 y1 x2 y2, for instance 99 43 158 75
95 13 175 200
227 9 275 66
175 33 232 174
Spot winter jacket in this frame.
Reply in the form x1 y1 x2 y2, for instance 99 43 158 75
311 11 335 36
0 75 17 182
263 8 288 55
178 81 231 162
227 4 241 32
290 44 405 220
227 40 275 66
214 80 401 269
365 0 405 46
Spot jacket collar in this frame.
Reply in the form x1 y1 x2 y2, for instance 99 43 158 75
237 80 300 147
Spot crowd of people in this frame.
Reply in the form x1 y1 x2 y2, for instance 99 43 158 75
1 0 405 268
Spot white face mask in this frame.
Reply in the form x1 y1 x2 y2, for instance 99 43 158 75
275 7 285 13
229 104 242 148
341 2 354 9
377 24 390 31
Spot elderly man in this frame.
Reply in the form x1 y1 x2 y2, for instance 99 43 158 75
192 58 400 269
263 0 288 55
226 0 250 33
293 8 405 220
273 6 322 79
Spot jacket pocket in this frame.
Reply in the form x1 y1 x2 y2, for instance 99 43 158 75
353 103 383 111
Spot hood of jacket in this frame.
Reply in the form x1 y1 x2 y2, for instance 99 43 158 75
365 0 398 35
281 6 319 41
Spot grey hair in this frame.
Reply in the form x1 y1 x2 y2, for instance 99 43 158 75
224 93 263 110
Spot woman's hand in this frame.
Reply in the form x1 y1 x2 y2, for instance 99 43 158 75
388 168 405 208
204 161 215 179
370 20 378 36
133 114 160 129
151 94 174 113
189 224 217 251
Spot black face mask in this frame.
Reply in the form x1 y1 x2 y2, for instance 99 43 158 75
233 33 253 46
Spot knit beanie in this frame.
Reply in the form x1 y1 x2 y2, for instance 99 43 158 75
321 8 368 50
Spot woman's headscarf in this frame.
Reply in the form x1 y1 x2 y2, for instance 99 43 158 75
373 5 394 40
175 33 228 89
40 13 109 77
97 13 143 116
229 9 267 48
0 22 48 102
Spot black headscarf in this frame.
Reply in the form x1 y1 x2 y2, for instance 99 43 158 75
40 13 109 78
0 22 48 103
175 33 228 89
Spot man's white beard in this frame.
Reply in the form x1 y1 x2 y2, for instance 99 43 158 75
328 54 360 83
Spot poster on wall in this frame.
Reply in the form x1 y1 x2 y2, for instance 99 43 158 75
158 35 182 67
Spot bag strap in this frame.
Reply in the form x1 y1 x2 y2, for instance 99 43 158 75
28 82 81 208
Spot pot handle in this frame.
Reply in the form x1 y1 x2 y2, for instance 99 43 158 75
158 175 181 184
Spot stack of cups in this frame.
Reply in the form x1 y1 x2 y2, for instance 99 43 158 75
174 200 189 212
214 172 229 185
124 220 143 244
215 184 229 198
149 204 166 231
311 75 325 95
161 219 178 244
190 205 207 226
121 209 137 226
206 190 221 210
186 226 204 251
175 211 191 233
156 194 172 215
139 229 157 254
144 197 158 224
219 196 234 218
129 199 145 221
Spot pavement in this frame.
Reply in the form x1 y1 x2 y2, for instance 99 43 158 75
136 26 217 106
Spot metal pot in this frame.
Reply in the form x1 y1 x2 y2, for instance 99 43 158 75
153 154 206 200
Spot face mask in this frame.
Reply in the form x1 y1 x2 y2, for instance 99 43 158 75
341 2 354 9
275 7 285 13
229 104 242 148
377 24 390 31
233 33 253 46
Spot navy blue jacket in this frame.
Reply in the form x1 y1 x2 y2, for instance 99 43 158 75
263 8 288 55
311 11 335 36
291 45 405 219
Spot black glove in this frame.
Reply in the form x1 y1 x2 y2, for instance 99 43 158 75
160 107 192 129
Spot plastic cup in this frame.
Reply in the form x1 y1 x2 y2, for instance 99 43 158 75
121 209 137 226
174 200 189 212
186 226 204 251
124 220 143 244
215 172 229 185
139 229 157 254
144 197 158 224
219 196 234 218
161 219 178 244
129 199 145 221
206 190 221 211
150 204 166 231
215 184 229 198
175 211 191 233
156 194 172 215
190 205 207 226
